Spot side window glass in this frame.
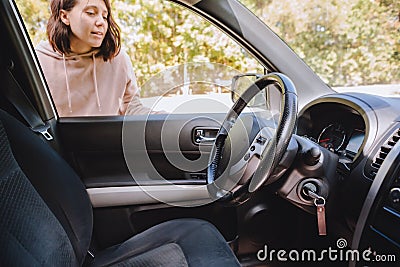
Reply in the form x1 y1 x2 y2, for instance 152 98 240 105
122 1 265 114
17 0 265 116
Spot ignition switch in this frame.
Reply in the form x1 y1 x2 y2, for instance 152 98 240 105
302 182 320 200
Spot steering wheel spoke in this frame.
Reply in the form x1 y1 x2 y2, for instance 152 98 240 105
229 126 274 174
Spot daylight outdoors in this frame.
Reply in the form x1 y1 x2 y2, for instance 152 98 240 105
17 0 399 96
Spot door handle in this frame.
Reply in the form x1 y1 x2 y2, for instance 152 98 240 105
196 135 216 143
193 128 218 144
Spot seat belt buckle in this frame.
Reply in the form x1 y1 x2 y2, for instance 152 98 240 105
32 124 53 141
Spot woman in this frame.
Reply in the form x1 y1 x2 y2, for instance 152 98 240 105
36 0 151 116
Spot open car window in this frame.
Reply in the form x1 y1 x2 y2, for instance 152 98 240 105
16 0 266 116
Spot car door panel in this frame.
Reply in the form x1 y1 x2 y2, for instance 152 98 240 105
55 112 240 247
57 113 225 187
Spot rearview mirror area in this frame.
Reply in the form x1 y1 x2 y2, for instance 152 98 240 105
231 73 267 108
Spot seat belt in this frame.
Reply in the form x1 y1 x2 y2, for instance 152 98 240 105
3 62 53 141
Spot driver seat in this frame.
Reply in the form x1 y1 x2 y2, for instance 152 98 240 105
0 109 240 267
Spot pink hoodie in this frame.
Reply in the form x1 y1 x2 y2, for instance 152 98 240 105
35 41 150 116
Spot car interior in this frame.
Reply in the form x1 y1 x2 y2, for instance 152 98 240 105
0 0 399 266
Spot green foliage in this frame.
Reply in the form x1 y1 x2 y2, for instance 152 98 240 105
113 0 263 93
16 0 263 96
15 0 49 45
16 0 399 90
242 0 400 86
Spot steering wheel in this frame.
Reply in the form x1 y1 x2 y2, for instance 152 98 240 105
207 73 298 205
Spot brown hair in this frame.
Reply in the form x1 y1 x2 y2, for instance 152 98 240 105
46 0 121 61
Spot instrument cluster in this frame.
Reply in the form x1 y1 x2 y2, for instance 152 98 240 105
298 102 366 163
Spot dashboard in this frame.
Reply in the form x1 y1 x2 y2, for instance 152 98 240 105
297 93 400 264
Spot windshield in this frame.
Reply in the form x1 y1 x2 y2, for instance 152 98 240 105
240 0 400 96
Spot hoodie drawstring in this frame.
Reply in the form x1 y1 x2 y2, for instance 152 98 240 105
62 54 72 113
92 53 101 112
61 53 102 113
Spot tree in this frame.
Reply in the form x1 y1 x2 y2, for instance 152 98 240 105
16 0 399 89
242 0 400 86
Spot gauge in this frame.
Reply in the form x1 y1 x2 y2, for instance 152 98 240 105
317 124 346 152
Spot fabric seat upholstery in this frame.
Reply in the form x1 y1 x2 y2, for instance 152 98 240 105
0 109 240 267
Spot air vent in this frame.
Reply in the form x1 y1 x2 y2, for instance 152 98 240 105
369 128 400 179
